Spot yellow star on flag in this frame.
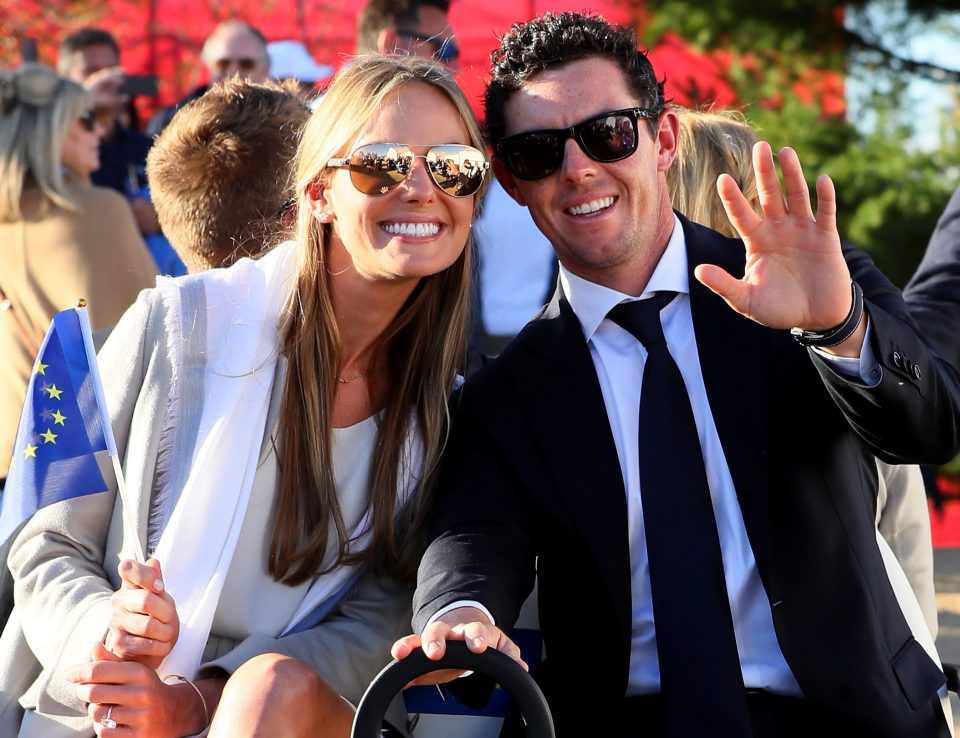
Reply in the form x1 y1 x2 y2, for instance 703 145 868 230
51 410 67 426
40 428 57 444
23 443 38 459
42 384 64 400
35 361 48 376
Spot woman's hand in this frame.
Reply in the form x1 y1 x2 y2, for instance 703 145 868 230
106 558 179 669
69 643 206 737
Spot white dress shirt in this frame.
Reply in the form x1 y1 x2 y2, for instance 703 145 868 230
559 216 803 696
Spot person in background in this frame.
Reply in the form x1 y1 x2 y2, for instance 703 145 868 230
58 27 186 276
267 40 333 103
57 30 157 234
665 106 939 639
0 55 489 738
146 20 270 137
147 78 310 272
0 63 157 625
356 0 459 72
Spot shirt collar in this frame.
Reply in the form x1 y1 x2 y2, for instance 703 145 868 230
559 214 689 342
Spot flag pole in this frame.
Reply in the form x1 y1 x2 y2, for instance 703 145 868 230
75 300 146 563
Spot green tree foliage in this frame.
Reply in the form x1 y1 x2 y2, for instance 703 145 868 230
633 0 960 286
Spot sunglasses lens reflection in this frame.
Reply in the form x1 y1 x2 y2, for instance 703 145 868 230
580 114 637 161
427 145 486 197
348 145 413 195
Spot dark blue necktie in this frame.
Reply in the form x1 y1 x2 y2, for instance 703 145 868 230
608 292 752 738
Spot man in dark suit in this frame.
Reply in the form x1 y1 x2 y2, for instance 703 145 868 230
392 11 960 738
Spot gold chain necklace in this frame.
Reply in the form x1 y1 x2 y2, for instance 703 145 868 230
337 370 369 384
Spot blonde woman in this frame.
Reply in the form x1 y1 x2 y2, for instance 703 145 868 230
0 63 156 489
665 108 759 239
1 55 489 738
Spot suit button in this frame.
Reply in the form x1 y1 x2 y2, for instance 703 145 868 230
891 351 902 368
914 365 922 380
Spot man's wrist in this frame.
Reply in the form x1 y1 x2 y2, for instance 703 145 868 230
790 281 864 350
427 601 495 631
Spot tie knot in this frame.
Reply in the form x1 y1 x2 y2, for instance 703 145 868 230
607 291 677 348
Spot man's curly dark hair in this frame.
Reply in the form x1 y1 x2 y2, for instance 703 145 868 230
484 12 666 145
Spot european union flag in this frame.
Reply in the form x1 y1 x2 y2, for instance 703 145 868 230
0 307 110 544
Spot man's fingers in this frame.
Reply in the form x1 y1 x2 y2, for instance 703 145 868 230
717 173 761 238
419 621 458 660
493 632 529 672
391 634 422 661
815 174 837 234
391 624 529 687
451 621 492 652
752 141 785 218
694 264 751 317
778 147 813 218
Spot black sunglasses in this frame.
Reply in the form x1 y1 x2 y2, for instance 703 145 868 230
496 107 662 181
326 143 488 198
77 109 97 132
395 29 460 63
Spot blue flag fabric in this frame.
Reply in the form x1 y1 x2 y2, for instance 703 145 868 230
0 308 109 544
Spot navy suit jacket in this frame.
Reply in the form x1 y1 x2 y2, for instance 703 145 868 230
414 215 960 737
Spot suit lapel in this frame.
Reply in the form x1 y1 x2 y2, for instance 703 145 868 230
682 216 773 583
509 291 634 649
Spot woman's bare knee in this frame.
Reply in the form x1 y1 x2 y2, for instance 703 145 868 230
210 653 353 737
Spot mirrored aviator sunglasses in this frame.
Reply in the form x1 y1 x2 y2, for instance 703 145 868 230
496 107 659 181
326 143 489 197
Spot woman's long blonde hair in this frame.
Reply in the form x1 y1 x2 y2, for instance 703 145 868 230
0 63 91 221
270 55 488 585
666 108 759 237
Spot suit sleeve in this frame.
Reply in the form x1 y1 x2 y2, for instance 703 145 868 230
7 290 155 716
809 243 960 464
412 385 537 634
903 185 960 371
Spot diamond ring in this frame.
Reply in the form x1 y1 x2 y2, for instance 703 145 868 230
100 705 117 730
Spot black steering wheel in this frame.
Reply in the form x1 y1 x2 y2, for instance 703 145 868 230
351 641 555 738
